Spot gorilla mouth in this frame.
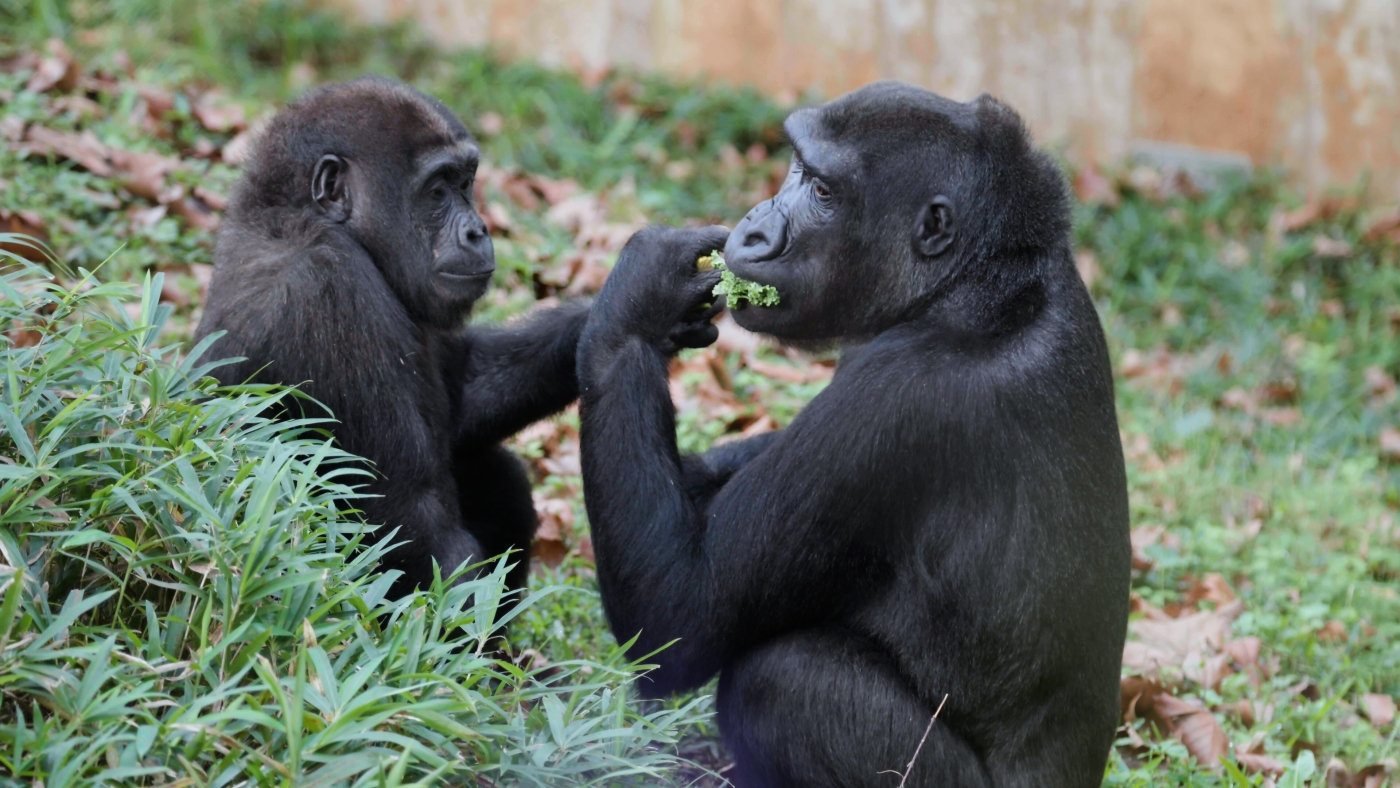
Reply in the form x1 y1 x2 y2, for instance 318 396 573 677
437 271 493 281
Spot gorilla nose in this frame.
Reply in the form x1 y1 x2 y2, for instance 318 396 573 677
461 217 488 246
727 200 787 264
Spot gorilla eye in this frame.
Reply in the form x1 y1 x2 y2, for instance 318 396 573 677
430 185 449 201
813 180 832 199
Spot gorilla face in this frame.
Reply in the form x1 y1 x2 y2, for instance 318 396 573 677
410 144 495 305
722 85 968 345
720 111 854 342
312 140 494 329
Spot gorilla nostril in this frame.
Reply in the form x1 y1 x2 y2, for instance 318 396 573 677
744 231 769 249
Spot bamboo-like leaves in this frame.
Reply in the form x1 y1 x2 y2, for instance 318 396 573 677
0 262 705 785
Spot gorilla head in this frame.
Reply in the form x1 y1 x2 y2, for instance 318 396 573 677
722 81 1070 345
231 77 495 328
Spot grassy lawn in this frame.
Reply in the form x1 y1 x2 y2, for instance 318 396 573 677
2 2 1399 785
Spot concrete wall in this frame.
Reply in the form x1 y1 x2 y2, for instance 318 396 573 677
342 0 1400 200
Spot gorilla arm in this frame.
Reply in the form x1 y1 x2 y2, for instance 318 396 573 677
448 303 590 444
580 329 916 695
577 227 912 695
448 288 723 445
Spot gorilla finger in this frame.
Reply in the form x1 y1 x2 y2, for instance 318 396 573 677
696 298 725 322
681 226 732 262
688 269 724 295
672 323 719 350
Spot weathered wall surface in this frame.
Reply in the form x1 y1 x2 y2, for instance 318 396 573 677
342 0 1400 200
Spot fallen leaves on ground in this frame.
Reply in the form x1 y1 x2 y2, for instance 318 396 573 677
1120 575 1275 769
1360 694 1396 729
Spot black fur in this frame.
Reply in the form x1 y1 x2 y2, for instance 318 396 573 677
197 77 587 596
576 82 1130 787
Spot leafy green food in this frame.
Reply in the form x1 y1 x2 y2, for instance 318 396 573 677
700 250 780 308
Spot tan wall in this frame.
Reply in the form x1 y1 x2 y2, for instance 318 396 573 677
343 0 1400 200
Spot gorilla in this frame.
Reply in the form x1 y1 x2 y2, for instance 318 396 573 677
576 82 1131 787
197 78 615 597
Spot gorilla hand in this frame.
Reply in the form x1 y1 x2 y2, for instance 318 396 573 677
585 225 730 357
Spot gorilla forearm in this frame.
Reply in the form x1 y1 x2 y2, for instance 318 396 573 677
579 337 729 691
453 302 589 443
680 431 781 507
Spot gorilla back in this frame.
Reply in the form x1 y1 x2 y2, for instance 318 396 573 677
576 82 1131 787
198 78 589 596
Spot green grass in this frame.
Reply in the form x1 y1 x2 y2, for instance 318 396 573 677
3 1 1400 785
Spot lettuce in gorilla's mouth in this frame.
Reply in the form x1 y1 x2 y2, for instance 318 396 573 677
699 251 781 308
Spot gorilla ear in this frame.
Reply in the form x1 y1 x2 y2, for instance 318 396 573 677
312 155 352 222
915 196 956 258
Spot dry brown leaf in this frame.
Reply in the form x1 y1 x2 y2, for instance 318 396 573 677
221 128 256 166
1129 525 1164 572
739 414 779 438
1281 200 1329 232
35 496 70 522
1235 749 1286 776
7 326 43 348
531 491 574 568
193 185 228 212
477 111 504 136
1363 209 1400 242
192 92 247 134
745 356 820 384
1360 694 1396 729
482 201 513 234
1365 366 1396 397
1155 693 1229 767
24 125 113 176
1316 620 1348 642
530 175 581 207
1224 636 1262 669
538 436 581 478
109 148 182 202
127 204 167 231
167 196 220 232
1183 573 1237 608
1262 408 1302 427
1220 387 1256 413
1353 762 1394 788
1120 675 1165 722
1379 427 1400 461
1074 250 1100 291
1286 680 1321 701
1123 600 1243 677
0 209 49 262
1129 591 1171 620
564 253 612 296
159 277 189 308
1313 235 1353 258
133 83 176 118
1218 700 1256 728
0 114 24 143
25 39 80 93
1074 164 1119 207
502 177 542 211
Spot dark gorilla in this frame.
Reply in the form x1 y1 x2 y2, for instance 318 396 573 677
576 82 1130 787
198 78 601 597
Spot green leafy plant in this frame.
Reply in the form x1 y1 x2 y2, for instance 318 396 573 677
0 237 707 786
